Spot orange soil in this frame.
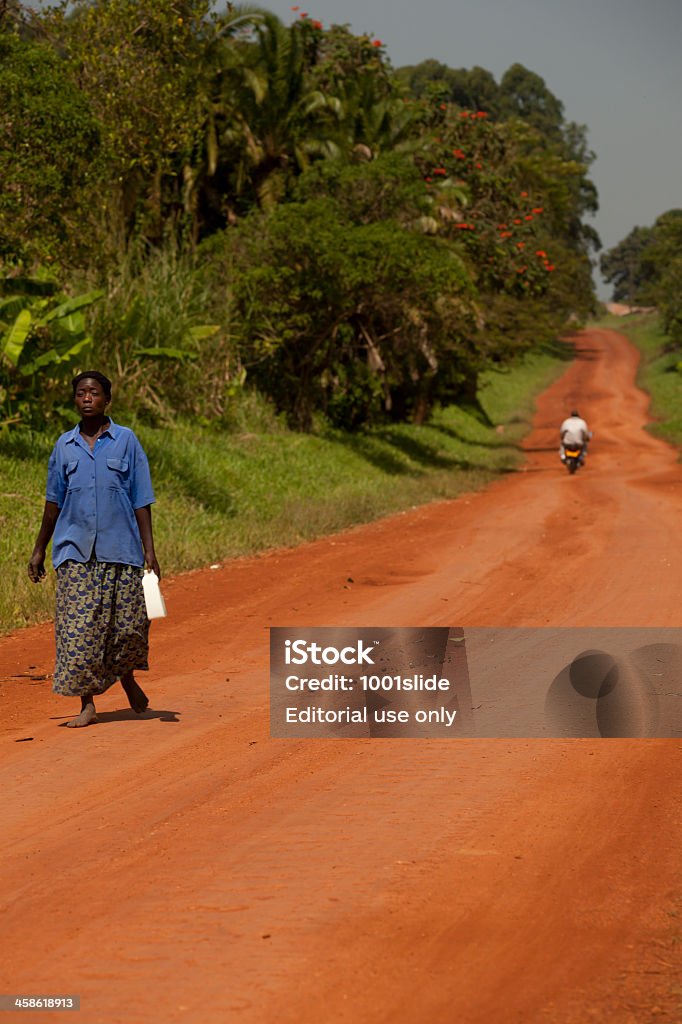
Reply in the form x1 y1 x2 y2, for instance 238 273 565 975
1 328 681 1023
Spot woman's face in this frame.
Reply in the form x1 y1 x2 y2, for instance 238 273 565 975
74 378 109 419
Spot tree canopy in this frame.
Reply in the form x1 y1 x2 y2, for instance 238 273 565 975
602 211 682 344
1 2 601 430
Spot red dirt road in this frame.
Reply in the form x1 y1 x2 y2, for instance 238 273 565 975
1 328 682 1023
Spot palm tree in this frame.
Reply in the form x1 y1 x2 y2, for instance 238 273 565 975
202 9 341 211
338 72 416 162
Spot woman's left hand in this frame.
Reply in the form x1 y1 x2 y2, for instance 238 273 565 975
145 552 161 579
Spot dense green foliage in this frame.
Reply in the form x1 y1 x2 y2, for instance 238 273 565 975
601 211 682 348
220 158 477 429
0 34 102 265
0 1 600 432
600 226 655 306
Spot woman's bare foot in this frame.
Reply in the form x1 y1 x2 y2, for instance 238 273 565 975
120 672 149 713
66 699 97 728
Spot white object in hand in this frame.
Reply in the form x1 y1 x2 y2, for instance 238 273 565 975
142 570 167 619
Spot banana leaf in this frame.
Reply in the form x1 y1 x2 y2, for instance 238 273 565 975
36 290 103 326
20 335 93 374
0 295 27 323
1 309 32 366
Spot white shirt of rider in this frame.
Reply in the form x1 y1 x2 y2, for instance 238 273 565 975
560 416 590 446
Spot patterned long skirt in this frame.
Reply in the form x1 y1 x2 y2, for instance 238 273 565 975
53 559 149 697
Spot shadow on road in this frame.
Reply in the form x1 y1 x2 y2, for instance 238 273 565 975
53 707 181 726
334 431 483 475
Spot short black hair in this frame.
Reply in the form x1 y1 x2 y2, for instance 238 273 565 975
570 409 579 417
72 370 112 399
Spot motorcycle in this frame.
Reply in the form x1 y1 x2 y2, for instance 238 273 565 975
563 444 584 474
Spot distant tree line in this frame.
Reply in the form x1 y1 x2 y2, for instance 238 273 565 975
1 2 600 430
601 211 682 347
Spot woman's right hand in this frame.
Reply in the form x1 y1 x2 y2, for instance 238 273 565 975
28 503 60 583
28 550 46 583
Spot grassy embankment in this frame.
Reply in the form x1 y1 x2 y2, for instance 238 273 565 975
0 340 572 634
598 311 682 447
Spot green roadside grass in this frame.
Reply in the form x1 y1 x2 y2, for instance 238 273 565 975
596 312 682 448
0 340 571 634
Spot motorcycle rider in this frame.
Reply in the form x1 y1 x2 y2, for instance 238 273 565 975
560 409 591 463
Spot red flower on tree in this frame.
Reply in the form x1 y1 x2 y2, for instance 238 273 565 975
372 39 383 47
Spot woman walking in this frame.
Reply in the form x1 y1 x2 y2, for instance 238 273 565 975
28 371 160 728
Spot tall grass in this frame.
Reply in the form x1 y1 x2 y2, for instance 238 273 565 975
597 312 682 447
0 339 570 634
85 243 241 422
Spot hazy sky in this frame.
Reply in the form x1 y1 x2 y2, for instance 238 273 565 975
264 0 682 297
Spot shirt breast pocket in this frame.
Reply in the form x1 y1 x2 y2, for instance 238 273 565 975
65 459 80 490
106 457 130 489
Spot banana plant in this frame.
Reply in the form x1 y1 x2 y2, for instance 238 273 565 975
0 279 103 427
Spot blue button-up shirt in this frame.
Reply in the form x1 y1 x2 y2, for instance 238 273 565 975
46 418 155 569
